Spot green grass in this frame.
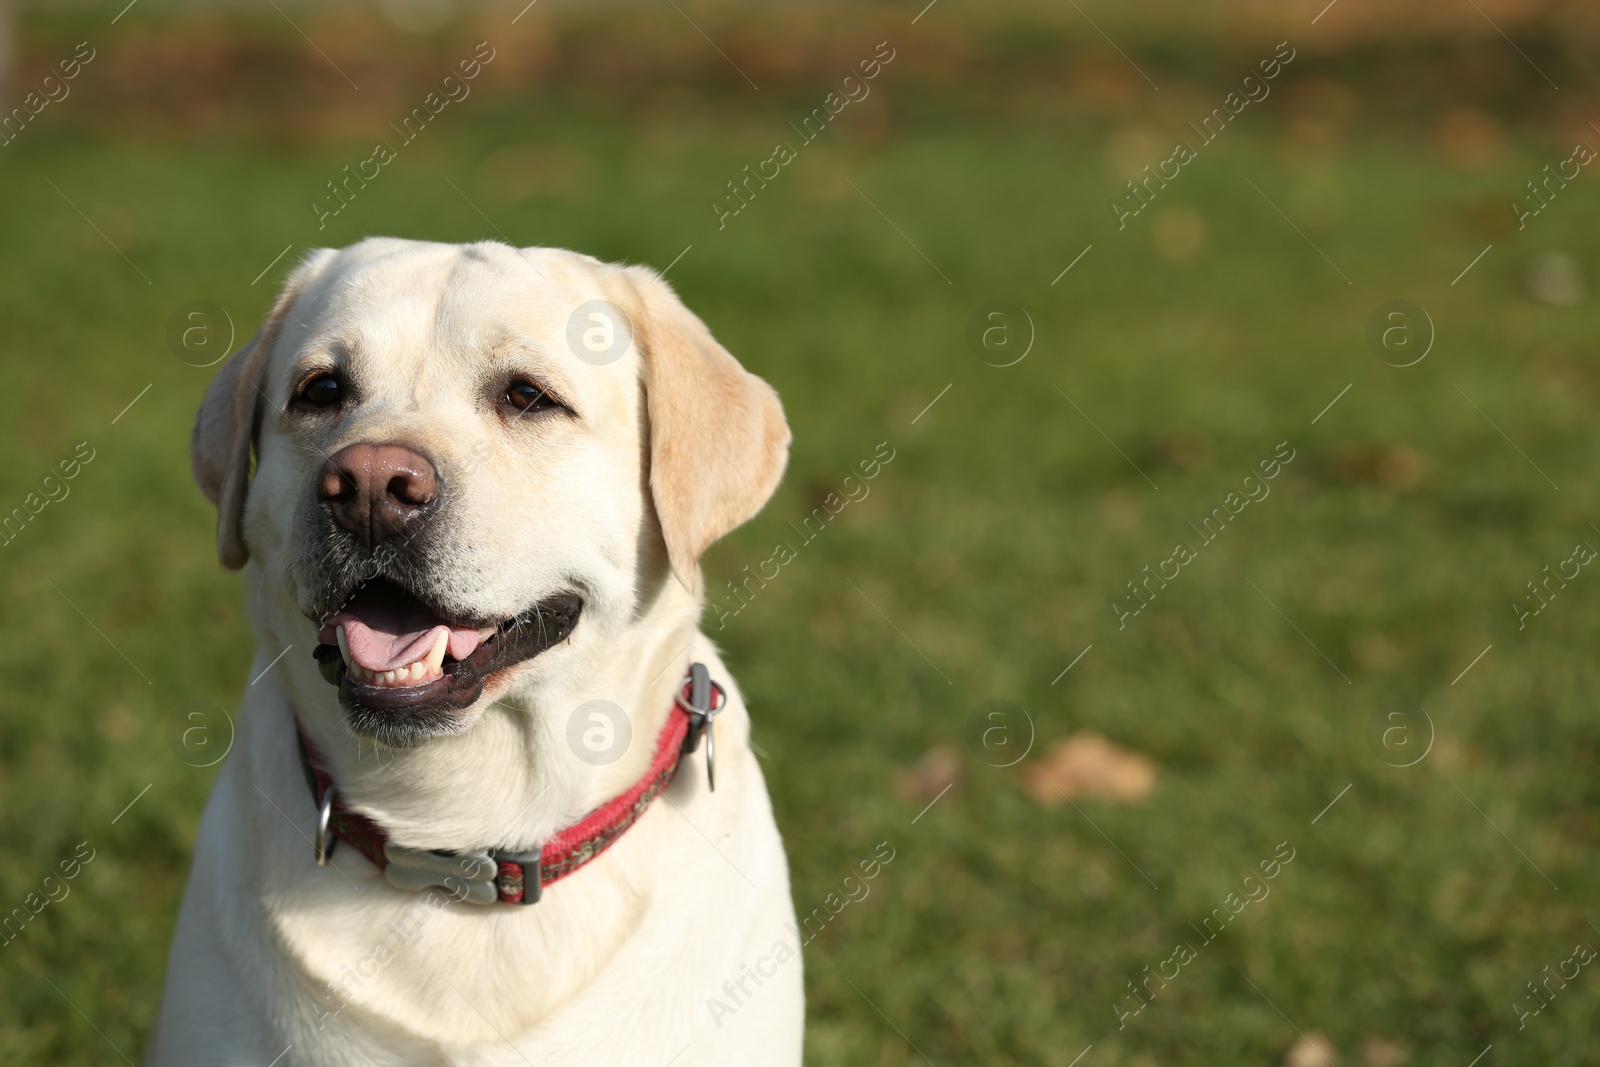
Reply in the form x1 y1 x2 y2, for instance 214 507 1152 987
3 34 1600 1067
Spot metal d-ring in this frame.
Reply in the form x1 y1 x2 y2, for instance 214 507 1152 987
700 680 726 793
315 784 337 866
703 707 717 792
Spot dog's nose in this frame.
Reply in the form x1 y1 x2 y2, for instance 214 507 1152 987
316 443 439 547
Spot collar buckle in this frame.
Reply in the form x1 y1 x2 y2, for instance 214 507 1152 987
377 844 544 905
383 844 500 905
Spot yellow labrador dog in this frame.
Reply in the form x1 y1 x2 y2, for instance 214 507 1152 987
147 238 803 1065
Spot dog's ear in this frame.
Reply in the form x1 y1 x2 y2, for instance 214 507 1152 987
610 265 791 591
191 250 332 569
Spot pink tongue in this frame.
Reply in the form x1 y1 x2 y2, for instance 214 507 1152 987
316 585 485 673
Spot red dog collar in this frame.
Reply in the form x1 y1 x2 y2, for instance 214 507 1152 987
294 664 725 905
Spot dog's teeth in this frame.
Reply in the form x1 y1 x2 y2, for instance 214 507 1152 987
335 626 351 669
478 627 496 641
343 647 444 688
426 631 449 675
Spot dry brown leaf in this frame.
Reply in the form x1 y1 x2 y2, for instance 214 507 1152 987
1285 1032 1339 1067
1360 1036 1405 1067
1146 428 1215 471
894 745 961 805
1020 732 1156 805
1325 444 1426 490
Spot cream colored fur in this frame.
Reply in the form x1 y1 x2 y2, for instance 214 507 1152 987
147 238 802 1066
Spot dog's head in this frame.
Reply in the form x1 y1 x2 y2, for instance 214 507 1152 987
192 238 788 745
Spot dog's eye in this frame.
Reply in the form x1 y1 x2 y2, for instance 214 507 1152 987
504 380 556 413
297 373 345 409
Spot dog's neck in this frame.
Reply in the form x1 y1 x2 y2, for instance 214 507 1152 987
250 564 706 857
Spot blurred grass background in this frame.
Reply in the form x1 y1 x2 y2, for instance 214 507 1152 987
2 0 1600 1063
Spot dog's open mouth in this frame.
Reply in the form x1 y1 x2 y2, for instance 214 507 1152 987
309 579 582 732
